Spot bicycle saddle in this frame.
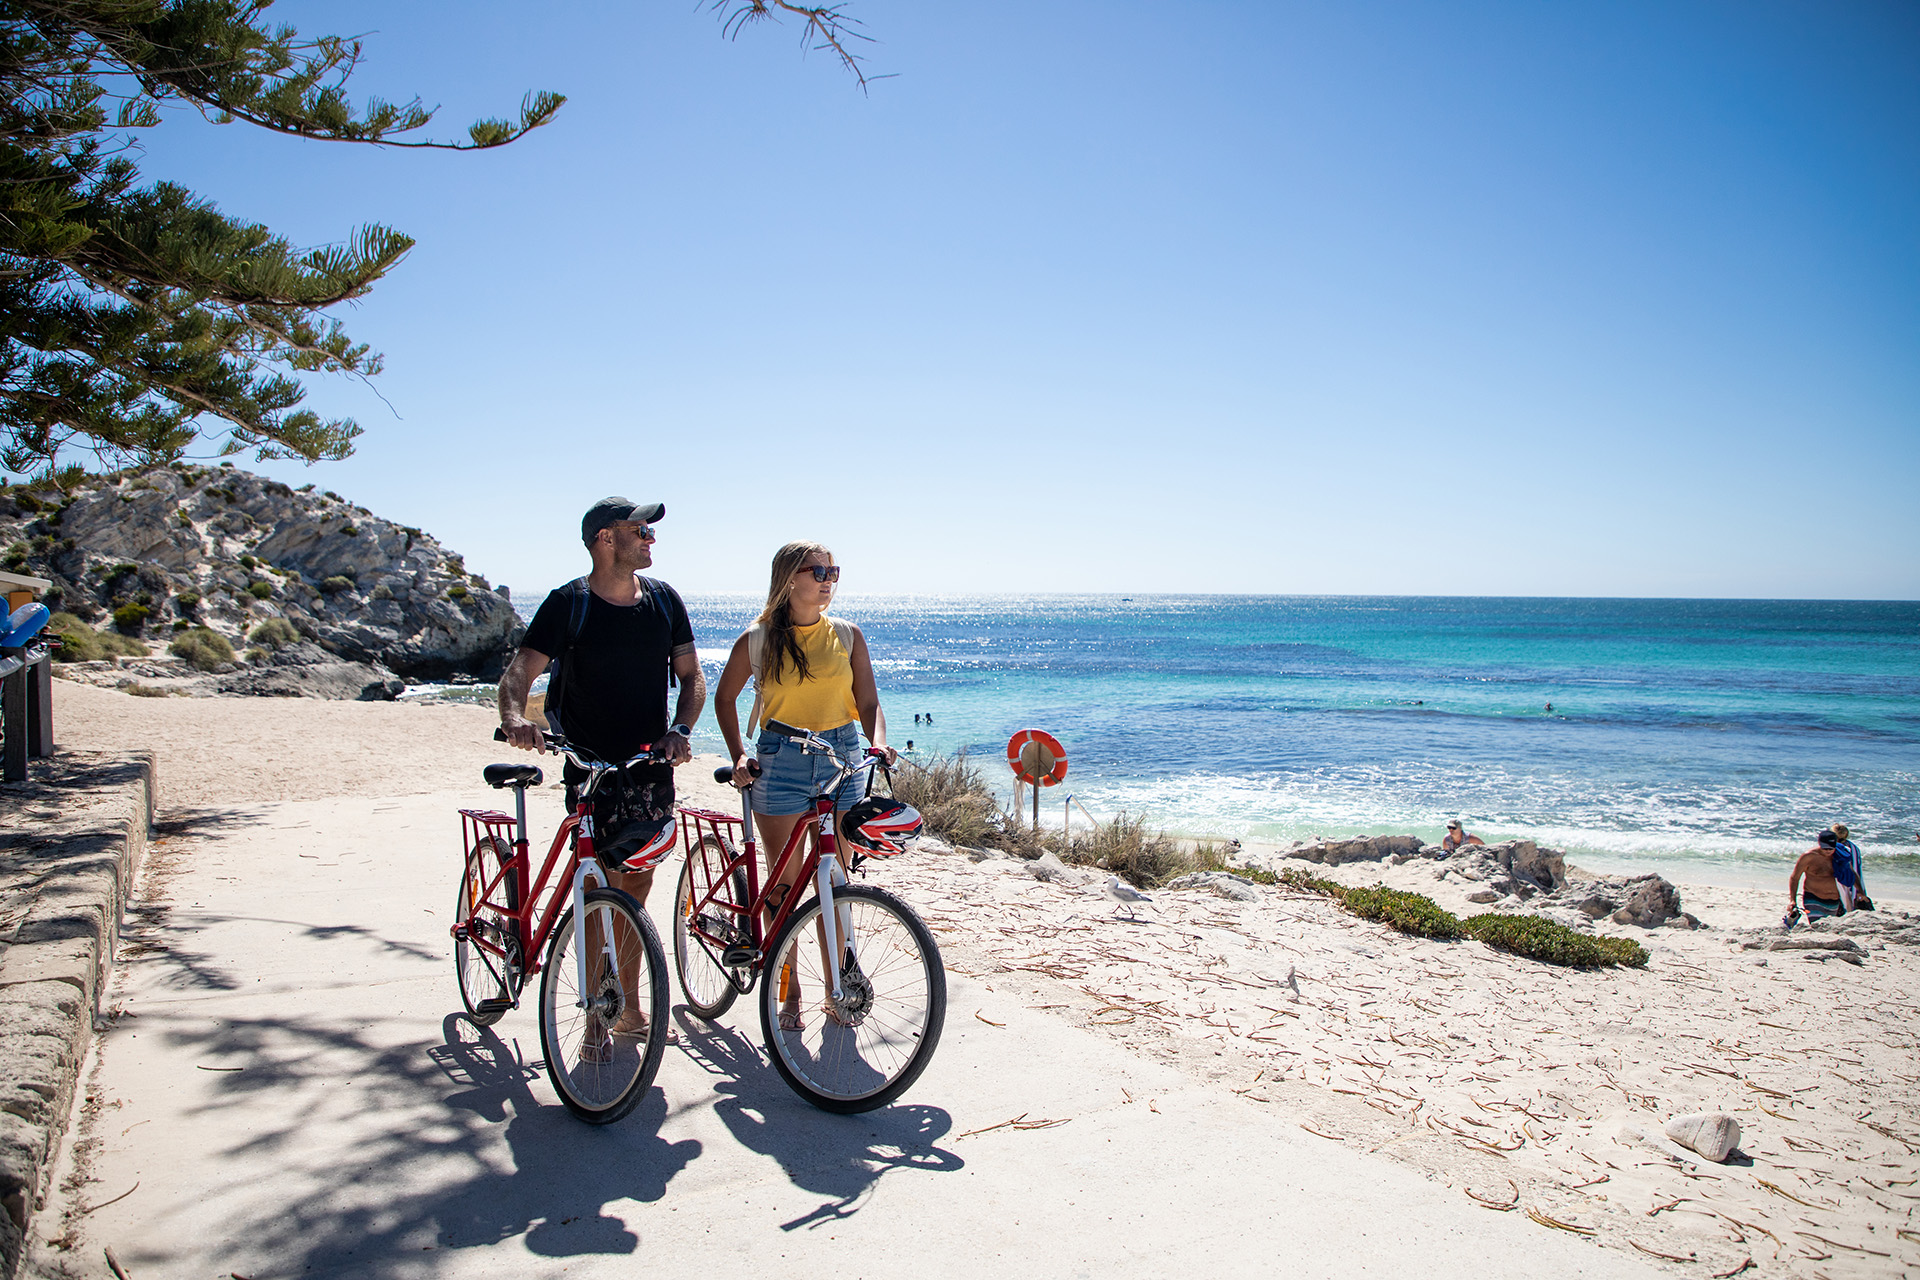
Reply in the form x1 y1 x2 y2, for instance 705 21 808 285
483 763 543 789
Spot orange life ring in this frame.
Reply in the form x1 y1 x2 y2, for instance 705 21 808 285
1006 728 1069 787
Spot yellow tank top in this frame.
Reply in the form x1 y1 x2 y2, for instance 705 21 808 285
758 618 859 732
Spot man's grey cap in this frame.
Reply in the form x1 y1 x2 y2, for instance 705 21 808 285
582 496 665 545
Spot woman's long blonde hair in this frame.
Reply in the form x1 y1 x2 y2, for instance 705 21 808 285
755 541 832 683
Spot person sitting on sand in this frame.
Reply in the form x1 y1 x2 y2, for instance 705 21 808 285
1831 823 1873 912
1788 829 1848 921
1442 820 1484 853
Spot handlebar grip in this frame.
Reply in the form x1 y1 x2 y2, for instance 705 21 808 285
763 718 804 740
713 760 761 785
493 728 508 742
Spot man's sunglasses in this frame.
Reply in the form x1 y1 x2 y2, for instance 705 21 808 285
607 522 655 539
800 565 841 583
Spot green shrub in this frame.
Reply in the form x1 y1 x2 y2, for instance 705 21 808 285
1279 867 1349 897
125 682 173 698
248 618 300 648
446 583 469 600
340 523 359 537
246 580 273 599
1462 914 1648 968
111 601 150 634
174 591 200 613
319 575 354 594
1341 885 1465 938
237 554 257 569
298 483 315 493
168 627 235 672
245 646 268 663
171 619 190 631
175 508 193 525
49 613 147 661
323 490 341 501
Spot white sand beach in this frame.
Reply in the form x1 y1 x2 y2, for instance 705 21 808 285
34 681 1920 1278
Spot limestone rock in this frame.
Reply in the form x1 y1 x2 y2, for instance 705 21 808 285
1164 870 1260 902
1609 876 1684 928
4 465 517 680
1663 1113 1742 1163
218 660 404 701
1464 888 1503 905
1026 850 1098 887
1286 834 1426 866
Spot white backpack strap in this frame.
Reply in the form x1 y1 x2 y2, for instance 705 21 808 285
744 622 766 738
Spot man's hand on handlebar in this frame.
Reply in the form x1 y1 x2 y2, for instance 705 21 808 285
662 727 693 766
502 713 546 753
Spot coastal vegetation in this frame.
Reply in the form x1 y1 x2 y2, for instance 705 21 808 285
46 611 146 661
168 627 235 672
894 752 1274 889
1279 870 1648 968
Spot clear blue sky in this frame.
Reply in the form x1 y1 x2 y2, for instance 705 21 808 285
97 1 1920 597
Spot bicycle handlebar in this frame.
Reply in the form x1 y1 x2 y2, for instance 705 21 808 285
492 727 665 774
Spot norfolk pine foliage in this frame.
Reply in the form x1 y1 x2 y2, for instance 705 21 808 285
2 1 872 480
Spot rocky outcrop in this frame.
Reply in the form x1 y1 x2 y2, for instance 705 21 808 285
1165 870 1261 902
1284 834 1426 865
0 465 517 680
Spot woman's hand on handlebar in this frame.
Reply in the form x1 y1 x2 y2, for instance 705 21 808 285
501 714 546 753
869 744 898 769
729 754 760 789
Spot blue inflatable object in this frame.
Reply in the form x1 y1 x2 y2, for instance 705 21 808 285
2 602 50 648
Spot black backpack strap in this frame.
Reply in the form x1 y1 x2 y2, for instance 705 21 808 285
637 575 677 687
545 576 592 733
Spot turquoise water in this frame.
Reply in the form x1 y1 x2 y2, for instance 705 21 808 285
508 594 1920 892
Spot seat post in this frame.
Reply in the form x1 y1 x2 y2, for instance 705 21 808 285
514 783 528 849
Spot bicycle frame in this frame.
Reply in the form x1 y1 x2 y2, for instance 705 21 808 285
458 739 658 1010
678 735 877 1001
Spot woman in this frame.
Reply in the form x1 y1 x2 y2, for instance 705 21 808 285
714 541 896 1031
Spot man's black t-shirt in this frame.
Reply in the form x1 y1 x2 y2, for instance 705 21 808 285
522 577 694 776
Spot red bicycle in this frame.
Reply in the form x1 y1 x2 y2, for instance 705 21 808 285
452 731 673 1123
671 719 946 1113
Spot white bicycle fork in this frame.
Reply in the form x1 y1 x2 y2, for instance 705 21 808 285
571 850 614 1011
812 811 856 1002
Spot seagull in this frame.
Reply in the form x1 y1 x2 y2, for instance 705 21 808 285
1104 876 1154 920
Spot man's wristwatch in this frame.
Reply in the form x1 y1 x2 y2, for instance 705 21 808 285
670 724 692 739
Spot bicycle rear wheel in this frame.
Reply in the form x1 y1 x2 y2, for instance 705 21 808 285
760 883 946 1113
673 840 751 1020
456 836 517 1025
538 887 668 1124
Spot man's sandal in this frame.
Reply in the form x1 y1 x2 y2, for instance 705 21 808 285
778 1008 805 1033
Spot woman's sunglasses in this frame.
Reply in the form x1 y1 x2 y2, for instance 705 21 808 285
799 565 841 583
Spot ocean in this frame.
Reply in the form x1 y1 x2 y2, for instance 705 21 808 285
490 594 1920 894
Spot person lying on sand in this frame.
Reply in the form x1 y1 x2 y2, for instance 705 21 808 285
1442 820 1484 853
1788 829 1848 923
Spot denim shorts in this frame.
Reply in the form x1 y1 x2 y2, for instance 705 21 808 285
751 722 867 816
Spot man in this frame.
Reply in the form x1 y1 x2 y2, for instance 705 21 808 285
1831 823 1873 912
499 496 706 915
1441 820 1484 854
1787 829 1847 924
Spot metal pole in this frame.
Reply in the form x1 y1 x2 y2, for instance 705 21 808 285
28 652 51 757
2 650 25 783
1031 779 1039 835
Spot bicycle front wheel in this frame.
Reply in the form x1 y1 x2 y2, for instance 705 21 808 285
673 842 750 1020
538 887 668 1124
456 836 517 1025
760 883 946 1113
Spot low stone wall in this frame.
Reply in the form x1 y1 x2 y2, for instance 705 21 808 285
0 752 151 1280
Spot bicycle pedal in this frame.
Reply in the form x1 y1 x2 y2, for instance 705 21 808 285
720 946 758 968
474 997 515 1016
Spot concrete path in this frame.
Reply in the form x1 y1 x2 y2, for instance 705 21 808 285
40 787 1661 1279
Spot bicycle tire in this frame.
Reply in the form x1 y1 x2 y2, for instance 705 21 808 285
455 836 517 1025
538 886 668 1124
759 882 946 1113
673 840 751 1020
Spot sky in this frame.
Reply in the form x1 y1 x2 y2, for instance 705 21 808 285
48 1 1920 597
